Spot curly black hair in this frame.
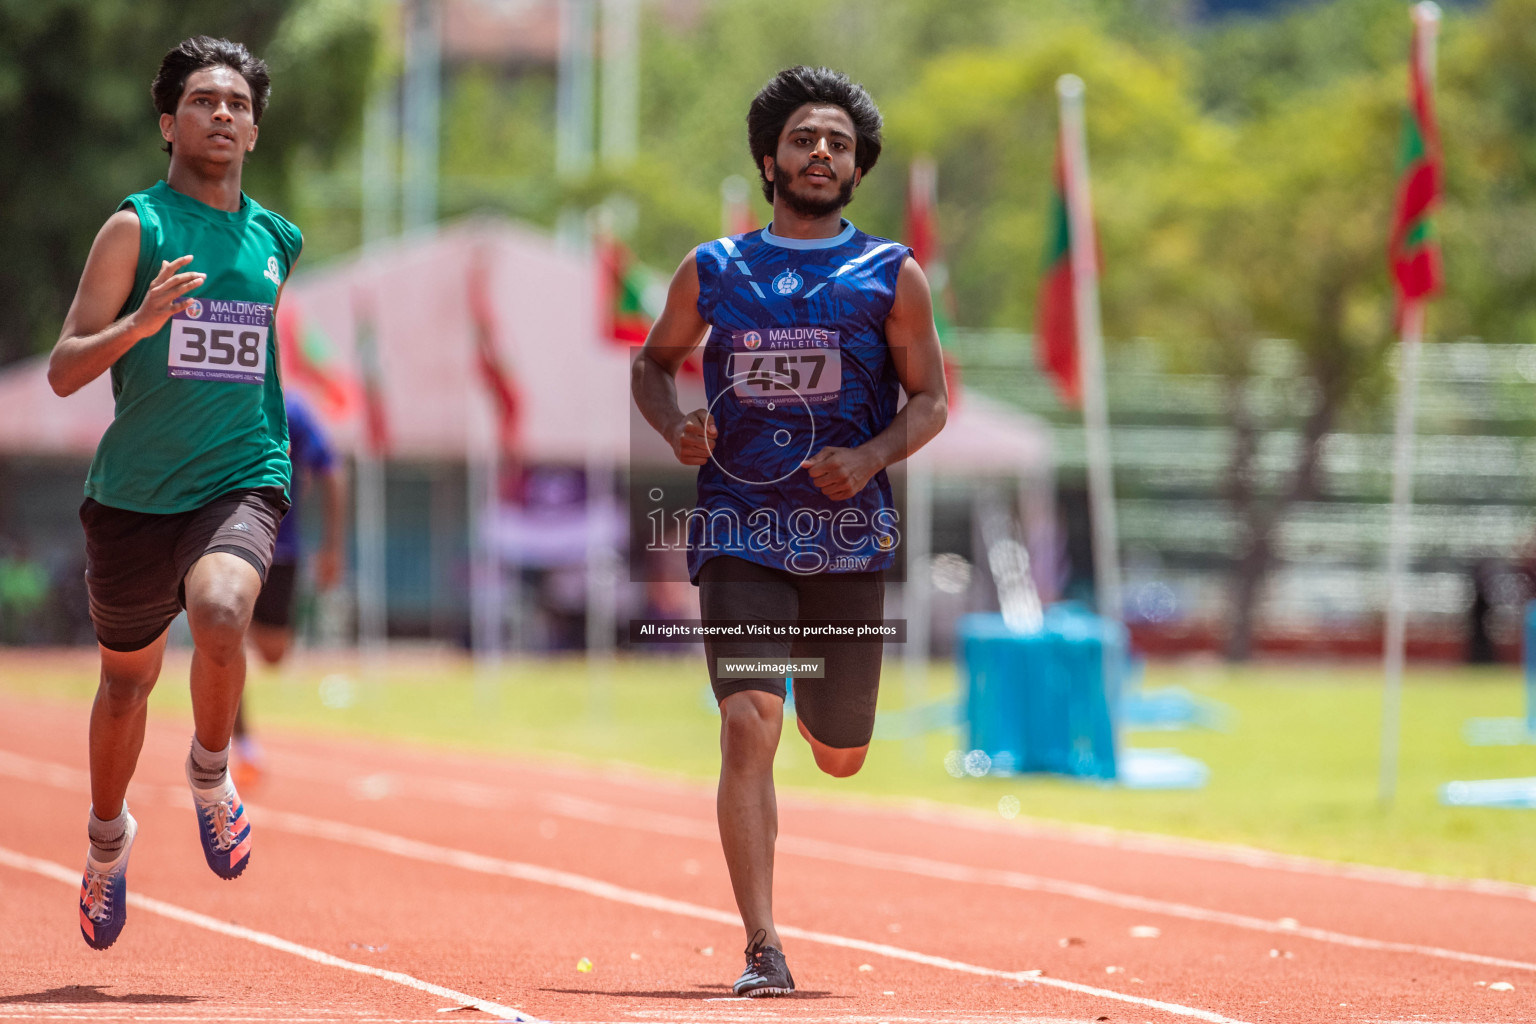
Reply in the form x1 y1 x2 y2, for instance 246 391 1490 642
747 66 883 203
151 36 271 156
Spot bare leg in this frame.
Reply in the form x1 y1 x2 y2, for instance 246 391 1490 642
88 635 169 818
239 620 290 748
184 553 262 754
717 690 784 949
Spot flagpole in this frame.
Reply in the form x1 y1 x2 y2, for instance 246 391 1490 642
1380 301 1425 803
1380 0 1441 804
1056 74 1122 627
352 293 388 667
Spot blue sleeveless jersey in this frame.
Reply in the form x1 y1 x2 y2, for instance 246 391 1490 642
688 220 909 581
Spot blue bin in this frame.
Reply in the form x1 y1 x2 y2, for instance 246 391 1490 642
956 606 1125 779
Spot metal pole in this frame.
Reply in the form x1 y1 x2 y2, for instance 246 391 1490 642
401 0 441 233
361 84 396 248
599 0 639 167
355 83 395 665
468 395 503 672
557 0 596 179
1380 302 1425 803
1056 74 1122 626
904 460 934 673
1379 1 1441 804
585 456 617 660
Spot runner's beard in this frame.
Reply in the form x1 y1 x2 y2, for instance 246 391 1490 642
775 168 856 219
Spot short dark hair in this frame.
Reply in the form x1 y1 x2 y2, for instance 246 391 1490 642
747 66 883 203
151 36 271 155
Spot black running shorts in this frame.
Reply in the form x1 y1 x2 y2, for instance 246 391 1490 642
251 560 299 629
80 487 288 653
698 554 885 749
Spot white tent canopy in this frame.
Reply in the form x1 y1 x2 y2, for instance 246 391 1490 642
0 217 1052 477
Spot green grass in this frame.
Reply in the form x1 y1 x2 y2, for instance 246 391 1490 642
5 651 1534 885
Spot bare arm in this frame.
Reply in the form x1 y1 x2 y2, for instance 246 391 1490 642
803 257 949 500
630 249 715 465
48 210 205 397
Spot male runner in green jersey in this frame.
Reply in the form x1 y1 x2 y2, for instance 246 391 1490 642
48 36 301 950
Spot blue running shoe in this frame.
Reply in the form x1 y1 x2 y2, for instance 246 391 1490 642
79 811 137 950
187 760 251 880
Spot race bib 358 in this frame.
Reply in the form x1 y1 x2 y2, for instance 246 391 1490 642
167 299 271 384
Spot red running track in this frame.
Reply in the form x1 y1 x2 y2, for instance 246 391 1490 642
1 691 1532 1024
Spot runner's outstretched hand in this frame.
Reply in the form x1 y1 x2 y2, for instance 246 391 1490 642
131 256 205 337
802 446 880 502
670 409 717 466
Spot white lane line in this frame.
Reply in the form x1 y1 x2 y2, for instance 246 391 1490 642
0 848 542 1024
272 758 1536 977
536 792 1536 975
0 687 1527 903
0 752 1248 1022
260 742 1536 905
233 806 1251 1024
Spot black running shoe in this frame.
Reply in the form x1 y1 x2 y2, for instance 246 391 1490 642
733 929 795 997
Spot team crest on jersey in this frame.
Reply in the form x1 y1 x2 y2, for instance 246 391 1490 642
772 269 802 296
184 299 204 319
264 256 282 286
743 330 763 351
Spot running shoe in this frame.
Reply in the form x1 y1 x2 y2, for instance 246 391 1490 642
733 929 795 997
79 811 138 950
187 759 252 879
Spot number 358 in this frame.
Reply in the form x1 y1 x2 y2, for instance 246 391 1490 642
180 326 262 367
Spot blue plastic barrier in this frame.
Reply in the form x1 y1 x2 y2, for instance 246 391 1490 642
1462 600 1536 746
956 605 1126 779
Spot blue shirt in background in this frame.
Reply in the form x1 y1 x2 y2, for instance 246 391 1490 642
273 395 335 564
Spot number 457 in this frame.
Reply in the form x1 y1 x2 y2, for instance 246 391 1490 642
744 353 825 390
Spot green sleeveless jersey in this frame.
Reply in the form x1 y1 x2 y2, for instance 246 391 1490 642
85 181 302 513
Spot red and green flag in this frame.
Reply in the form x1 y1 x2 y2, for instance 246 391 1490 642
276 300 360 423
1036 147 1082 407
905 157 964 404
599 235 659 346
351 290 391 455
905 157 958 341
1388 7 1443 321
468 249 522 454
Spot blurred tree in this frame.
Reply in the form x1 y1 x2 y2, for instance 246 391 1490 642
1172 0 1529 657
0 0 378 367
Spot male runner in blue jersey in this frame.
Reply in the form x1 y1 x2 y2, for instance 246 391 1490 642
632 66 947 997
235 392 345 789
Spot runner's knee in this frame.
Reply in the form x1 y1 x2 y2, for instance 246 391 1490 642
97 671 157 712
96 643 165 711
719 692 783 765
187 594 253 661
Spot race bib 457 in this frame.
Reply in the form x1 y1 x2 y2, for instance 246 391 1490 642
727 326 841 407
167 299 271 384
